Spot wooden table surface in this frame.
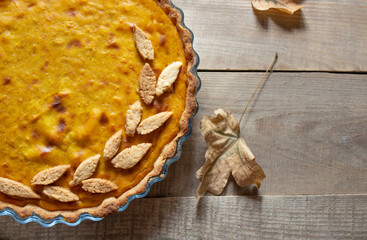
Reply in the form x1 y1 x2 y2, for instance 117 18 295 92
1 0 367 239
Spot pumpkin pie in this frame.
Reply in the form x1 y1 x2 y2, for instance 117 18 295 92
0 0 198 222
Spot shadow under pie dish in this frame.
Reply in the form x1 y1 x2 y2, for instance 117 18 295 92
0 0 199 225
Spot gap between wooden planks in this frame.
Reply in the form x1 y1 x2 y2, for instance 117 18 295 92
0 195 365 239
174 0 367 71
148 71 367 197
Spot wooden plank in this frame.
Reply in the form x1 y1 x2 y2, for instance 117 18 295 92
174 0 367 71
148 72 367 197
0 195 366 239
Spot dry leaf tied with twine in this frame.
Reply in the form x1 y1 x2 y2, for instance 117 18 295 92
252 0 302 15
196 54 278 197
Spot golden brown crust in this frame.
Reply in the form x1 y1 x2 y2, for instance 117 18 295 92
156 61 182 96
139 63 156 105
125 101 143 136
111 143 152 169
31 165 70 186
133 25 155 61
103 130 122 160
69 154 100 187
137 111 173 135
0 177 40 199
0 0 198 222
43 186 79 202
82 178 118 194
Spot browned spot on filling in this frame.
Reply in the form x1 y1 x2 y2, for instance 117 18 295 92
125 85 131 94
0 0 11 7
161 103 168 112
76 150 84 160
152 99 168 113
46 134 60 146
2 163 8 169
100 79 109 86
116 26 124 31
41 146 54 157
87 79 94 86
153 68 161 77
128 23 134 31
1 37 8 44
160 35 166 46
57 118 66 132
3 77 11 85
66 8 76 17
116 64 123 74
27 2 36 8
40 61 49 72
16 14 25 19
99 112 109 125
145 25 154 33
32 79 38 84
123 137 130 148
107 42 120 49
31 131 39 139
50 95 66 113
67 39 82 48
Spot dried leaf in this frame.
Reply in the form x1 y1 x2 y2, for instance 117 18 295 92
0 177 40 199
31 165 70 185
43 186 79 202
251 0 302 14
69 154 100 187
196 109 266 197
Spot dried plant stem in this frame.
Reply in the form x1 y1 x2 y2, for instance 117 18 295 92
238 53 278 125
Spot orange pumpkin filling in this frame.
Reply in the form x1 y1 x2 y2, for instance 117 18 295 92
0 0 187 210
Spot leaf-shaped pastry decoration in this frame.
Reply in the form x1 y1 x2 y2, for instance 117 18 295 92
103 130 122 160
251 0 302 15
69 154 100 187
133 25 154 60
125 101 142 136
196 109 266 197
139 63 156 105
156 62 182 96
31 165 70 185
137 111 172 135
43 186 79 202
111 143 152 169
0 177 40 199
82 178 118 194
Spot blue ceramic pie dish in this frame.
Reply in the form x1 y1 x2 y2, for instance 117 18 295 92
0 1 201 227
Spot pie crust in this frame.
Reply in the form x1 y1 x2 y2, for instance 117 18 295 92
0 0 198 222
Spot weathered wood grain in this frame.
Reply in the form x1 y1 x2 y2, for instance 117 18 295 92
148 72 367 197
174 0 367 71
0 195 366 239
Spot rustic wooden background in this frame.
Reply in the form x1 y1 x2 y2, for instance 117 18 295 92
1 0 366 239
